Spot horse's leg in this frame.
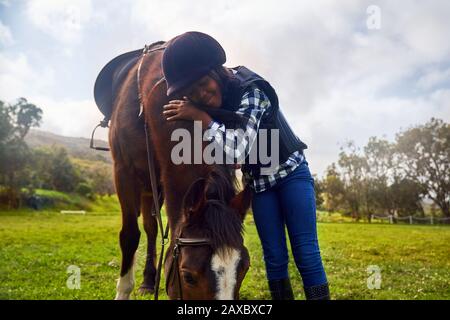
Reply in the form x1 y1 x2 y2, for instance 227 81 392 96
138 192 158 294
114 166 141 300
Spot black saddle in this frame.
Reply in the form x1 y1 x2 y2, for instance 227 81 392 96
93 48 143 120
94 41 167 121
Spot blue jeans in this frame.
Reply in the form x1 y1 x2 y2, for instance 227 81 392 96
251 160 328 288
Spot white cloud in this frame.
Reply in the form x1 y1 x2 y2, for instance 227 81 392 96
2 0 450 177
417 68 450 90
388 1 450 62
25 0 93 45
302 84 450 175
30 96 108 140
0 52 55 101
0 50 103 139
0 19 14 47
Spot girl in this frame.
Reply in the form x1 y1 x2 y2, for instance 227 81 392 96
161 31 330 300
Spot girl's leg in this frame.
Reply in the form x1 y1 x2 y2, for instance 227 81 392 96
276 162 329 299
251 188 289 281
252 188 294 299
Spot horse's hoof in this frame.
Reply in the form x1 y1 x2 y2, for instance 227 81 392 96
138 285 155 295
115 292 131 300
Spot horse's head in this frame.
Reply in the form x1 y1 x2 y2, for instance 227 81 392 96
165 166 251 300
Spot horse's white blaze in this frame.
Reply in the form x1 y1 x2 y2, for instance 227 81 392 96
211 248 241 300
115 255 136 300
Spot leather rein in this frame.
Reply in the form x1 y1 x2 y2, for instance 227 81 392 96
136 44 212 300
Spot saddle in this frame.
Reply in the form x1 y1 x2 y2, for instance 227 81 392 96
93 41 166 120
94 48 142 119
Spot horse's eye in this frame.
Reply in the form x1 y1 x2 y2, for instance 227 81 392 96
182 272 197 286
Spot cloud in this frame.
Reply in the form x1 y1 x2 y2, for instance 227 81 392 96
0 52 55 101
25 0 93 45
0 50 104 139
416 68 450 90
388 1 450 62
30 96 108 140
302 84 450 175
0 19 13 47
2 0 450 177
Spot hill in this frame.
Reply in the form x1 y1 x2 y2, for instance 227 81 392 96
25 129 112 163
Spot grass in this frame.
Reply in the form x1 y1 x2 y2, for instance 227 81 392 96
0 208 449 300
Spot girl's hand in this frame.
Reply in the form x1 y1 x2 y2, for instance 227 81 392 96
163 97 202 121
163 97 212 127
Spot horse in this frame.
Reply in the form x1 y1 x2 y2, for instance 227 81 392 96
94 41 252 299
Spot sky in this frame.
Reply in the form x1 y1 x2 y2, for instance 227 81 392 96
0 0 449 177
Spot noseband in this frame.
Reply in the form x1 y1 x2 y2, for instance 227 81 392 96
165 233 211 300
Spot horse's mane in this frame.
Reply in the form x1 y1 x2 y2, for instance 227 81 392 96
184 165 244 252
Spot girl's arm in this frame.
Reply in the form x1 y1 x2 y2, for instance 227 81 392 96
203 86 271 164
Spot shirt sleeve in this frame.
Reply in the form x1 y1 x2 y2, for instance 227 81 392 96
204 86 271 164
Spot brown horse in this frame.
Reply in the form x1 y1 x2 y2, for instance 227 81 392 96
95 41 252 299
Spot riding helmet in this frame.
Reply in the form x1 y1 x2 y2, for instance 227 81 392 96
162 31 226 96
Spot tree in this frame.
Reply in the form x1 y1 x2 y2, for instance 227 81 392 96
321 163 345 213
49 147 80 192
30 147 55 189
313 173 325 210
364 137 395 216
90 165 115 196
390 177 424 217
0 100 14 143
395 118 450 217
338 141 369 220
9 98 42 139
0 98 42 208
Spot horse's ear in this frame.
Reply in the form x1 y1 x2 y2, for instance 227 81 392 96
182 178 206 215
229 183 253 222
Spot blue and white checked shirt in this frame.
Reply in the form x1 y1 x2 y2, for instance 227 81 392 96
204 84 306 193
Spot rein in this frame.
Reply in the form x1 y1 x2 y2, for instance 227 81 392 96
136 44 169 301
136 44 212 300
91 42 215 300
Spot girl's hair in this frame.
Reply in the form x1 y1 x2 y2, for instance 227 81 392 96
197 66 247 129
208 66 233 93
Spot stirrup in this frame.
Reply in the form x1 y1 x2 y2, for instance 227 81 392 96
90 117 110 151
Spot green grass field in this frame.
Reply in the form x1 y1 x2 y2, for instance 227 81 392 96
0 208 449 300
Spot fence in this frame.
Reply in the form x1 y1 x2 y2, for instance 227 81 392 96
371 214 450 225
60 210 86 215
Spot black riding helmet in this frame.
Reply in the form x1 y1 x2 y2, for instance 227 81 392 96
162 31 226 96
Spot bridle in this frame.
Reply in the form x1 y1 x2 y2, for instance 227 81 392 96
165 231 211 300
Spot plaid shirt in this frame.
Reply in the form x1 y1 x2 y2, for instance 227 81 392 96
204 84 306 193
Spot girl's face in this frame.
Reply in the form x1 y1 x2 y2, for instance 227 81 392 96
183 75 222 108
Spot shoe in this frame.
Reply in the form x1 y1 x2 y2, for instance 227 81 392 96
268 278 294 300
304 282 330 300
